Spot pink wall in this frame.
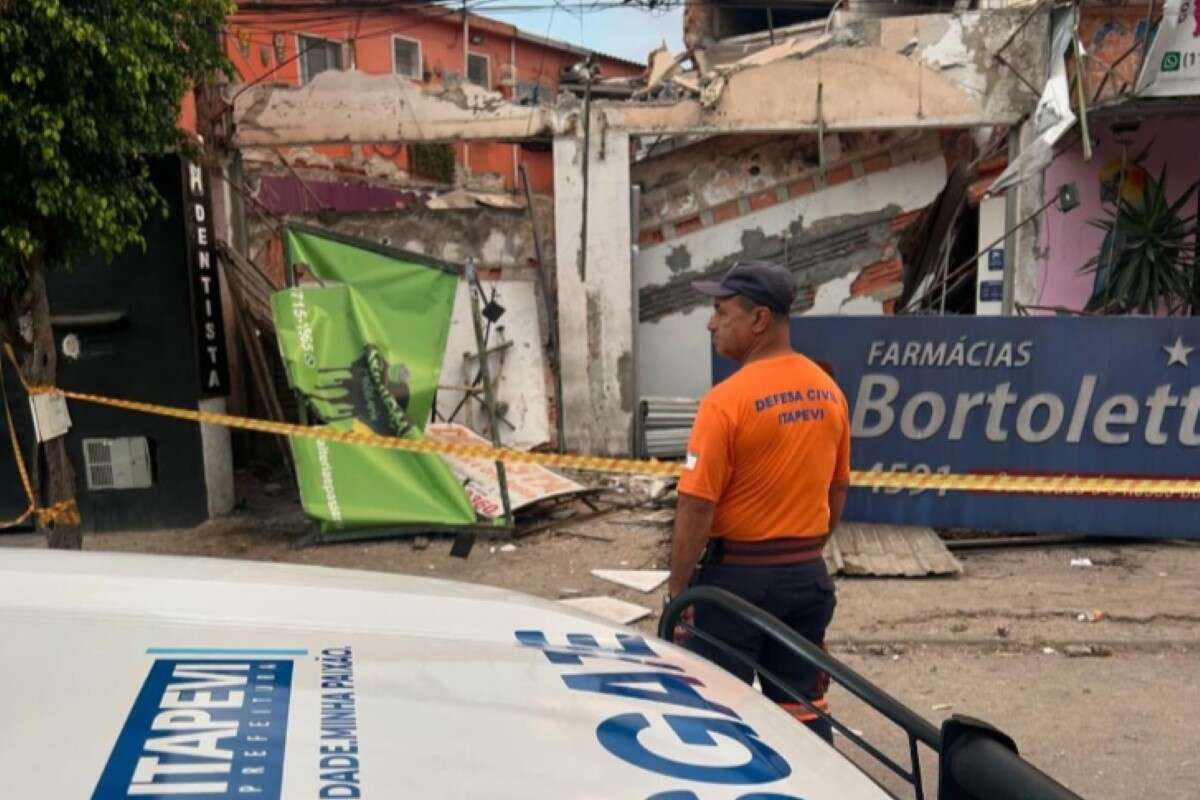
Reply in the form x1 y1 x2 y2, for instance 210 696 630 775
1034 115 1200 312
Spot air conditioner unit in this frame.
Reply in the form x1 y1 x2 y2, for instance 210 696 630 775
82 437 153 491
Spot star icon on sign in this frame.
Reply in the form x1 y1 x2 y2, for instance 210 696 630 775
1164 336 1194 367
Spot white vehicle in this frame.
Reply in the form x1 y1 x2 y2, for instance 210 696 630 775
0 550 1079 799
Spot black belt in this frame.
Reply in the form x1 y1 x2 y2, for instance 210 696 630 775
704 534 830 566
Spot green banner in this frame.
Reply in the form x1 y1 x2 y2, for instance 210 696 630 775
272 227 476 530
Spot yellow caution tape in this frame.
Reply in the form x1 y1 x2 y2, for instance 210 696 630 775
6 346 1200 498
0 355 81 529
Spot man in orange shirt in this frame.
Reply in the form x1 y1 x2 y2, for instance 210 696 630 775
667 260 850 743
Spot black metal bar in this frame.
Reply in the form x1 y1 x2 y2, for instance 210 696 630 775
993 52 1041 97
992 0 1049 59
680 623 921 788
909 735 926 800
518 163 566 454
945 732 1083 800
663 586 1088 800
464 259 513 529
660 586 942 750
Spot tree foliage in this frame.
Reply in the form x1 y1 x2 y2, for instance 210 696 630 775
0 0 233 285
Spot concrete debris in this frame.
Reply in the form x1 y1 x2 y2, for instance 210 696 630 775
1065 644 1114 658
558 587 583 598
1070 558 1095 568
230 69 554 148
671 72 701 94
932 703 954 711
500 543 518 553
715 34 832 73
699 75 726 110
645 43 682 92
426 188 526 211
1042 647 1058 655
863 643 907 657
591 569 670 593
559 596 653 625
643 34 834 109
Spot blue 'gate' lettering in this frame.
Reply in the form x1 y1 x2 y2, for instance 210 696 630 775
597 713 792 785
563 672 738 719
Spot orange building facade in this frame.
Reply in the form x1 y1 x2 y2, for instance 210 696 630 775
223 3 643 194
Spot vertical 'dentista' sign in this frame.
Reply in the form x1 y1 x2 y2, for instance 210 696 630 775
183 160 230 398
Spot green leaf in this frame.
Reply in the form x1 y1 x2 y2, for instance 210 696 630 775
0 0 233 277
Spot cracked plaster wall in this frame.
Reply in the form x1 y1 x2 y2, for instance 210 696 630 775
633 130 923 227
245 200 554 280
635 152 946 399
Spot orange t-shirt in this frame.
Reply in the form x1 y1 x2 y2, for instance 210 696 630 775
677 353 850 541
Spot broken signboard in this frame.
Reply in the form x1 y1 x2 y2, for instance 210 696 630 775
427 422 585 519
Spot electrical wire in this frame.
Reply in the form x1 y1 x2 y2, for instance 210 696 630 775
233 0 955 15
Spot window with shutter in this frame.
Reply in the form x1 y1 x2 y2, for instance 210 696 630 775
467 53 489 88
298 35 343 85
393 36 421 79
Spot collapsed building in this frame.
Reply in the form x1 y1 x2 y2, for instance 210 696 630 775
209 0 1188 460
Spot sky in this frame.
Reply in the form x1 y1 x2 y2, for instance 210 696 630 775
476 3 683 63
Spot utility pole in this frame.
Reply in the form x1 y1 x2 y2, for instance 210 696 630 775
462 0 470 180
572 54 598 283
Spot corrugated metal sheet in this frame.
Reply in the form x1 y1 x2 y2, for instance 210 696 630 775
635 397 699 459
823 523 962 578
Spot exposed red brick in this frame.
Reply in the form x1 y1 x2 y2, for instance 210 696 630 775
890 209 924 232
748 189 778 212
863 153 892 175
788 177 817 197
824 163 854 186
976 154 1009 174
968 177 995 208
850 258 903 298
674 215 704 236
639 227 665 247
712 201 740 224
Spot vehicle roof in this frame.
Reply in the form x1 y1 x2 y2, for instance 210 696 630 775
0 549 889 799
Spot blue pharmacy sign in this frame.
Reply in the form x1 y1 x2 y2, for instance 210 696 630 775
713 317 1200 539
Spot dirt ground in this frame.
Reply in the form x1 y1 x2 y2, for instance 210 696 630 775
4 474 1199 799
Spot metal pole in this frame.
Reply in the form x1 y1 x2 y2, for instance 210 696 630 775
519 164 566 453
1072 27 1093 161
464 258 514 527
1001 127 1022 315
578 57 595 283
462 0 470 176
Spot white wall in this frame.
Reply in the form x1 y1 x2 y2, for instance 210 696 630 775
436 279 551 450
552 123 635 456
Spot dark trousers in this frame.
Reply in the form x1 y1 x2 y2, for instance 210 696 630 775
684 558 837 743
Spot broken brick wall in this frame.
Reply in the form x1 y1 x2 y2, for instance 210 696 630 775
631 130 948 399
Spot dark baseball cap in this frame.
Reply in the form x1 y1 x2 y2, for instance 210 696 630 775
691 260 795 314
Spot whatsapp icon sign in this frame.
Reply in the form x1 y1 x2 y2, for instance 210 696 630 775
1162 51 1182 71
